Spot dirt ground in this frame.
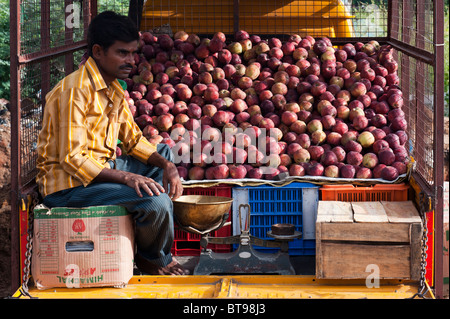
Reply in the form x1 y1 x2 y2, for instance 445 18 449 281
445 117 449 181
0 97 448 298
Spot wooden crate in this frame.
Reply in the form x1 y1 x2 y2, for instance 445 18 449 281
316 201 423 280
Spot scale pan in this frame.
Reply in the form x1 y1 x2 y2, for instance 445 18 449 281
173 195 233 231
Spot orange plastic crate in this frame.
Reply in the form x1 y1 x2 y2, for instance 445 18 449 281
320 183 409 202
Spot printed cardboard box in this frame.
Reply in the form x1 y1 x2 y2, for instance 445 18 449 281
31 205 134 289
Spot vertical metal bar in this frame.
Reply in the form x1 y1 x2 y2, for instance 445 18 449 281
414 0 426 192
416 0 425 50
65 0 75 74
83 0 91 40
387 0 392 39
233 0 239 34
401 0 410 44
91 0 98 18
433 0 445 300
41 0 51 105
400 0 411 152
390 0 399 40
9 0 21 294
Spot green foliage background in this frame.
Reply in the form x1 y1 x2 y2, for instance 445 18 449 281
0 1 10 100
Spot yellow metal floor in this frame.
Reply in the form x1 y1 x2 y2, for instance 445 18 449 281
15 275 420 299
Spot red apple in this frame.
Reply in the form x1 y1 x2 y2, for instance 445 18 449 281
212 110 230 127
307 162 324 176
381 166 399 181
321 150 338 166
212 164 230 179
247 167 263 179
378 148 396 165
346 151 363 166
293 148 311 163
281 111 298 126
308 145 325 161
189 166 205 180
356 167 372 179
392 161 407 175
373 164 387 178
289 164 306 176
353 115 369 131
229 164 247 179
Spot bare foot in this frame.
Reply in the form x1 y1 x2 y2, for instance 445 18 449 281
135 254 190 275
154 259 190 276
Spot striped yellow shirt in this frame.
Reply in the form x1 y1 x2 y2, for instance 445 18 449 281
36 57 156 197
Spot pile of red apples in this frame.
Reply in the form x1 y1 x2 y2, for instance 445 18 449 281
123 30 409 182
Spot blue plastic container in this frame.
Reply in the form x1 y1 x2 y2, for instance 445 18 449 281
231 182 319 255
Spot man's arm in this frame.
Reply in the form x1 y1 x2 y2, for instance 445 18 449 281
116 96 183 200
93 151 183 200
93 167 165 198
146 151 183 200
59 87 107 186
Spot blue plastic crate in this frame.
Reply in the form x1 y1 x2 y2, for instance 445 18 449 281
232 182 319 255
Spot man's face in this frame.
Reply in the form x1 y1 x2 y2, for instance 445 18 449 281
92 40 138 84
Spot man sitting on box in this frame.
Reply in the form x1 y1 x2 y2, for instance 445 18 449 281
36 11 188 275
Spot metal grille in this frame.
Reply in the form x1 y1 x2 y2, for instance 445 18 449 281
237 0 354 38
97 0 129 16
18 55 76 186
20 0 87 56
19 62 43 186
351 0 388 38
141 0 235 35
16 1 87 187
388 0 440 189
15 0 128 188
396 50 435 185
390 0 435 53
140 0 389 40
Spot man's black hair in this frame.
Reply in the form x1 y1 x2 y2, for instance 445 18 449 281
87 11 140 57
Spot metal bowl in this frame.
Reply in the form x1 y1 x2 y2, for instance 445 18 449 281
172 195 233 231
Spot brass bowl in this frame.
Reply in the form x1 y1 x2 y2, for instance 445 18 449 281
172 195 233 231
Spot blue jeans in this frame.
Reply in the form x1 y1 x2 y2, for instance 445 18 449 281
43 144 175 268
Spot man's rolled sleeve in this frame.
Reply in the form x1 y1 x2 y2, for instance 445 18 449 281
128 137 157 163
71 153 106 186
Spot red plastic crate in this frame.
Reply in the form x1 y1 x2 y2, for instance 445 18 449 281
171 184 233 256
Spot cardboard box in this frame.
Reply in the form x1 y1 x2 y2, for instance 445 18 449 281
316 201 422 280
31 205 134 289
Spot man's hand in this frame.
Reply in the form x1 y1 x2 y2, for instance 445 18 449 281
162 161 183 200
123 172 166 198
147 151 183 200
93 149 183 199
93 168 166 198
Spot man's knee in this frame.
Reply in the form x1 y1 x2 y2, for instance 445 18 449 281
138 192 173 222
